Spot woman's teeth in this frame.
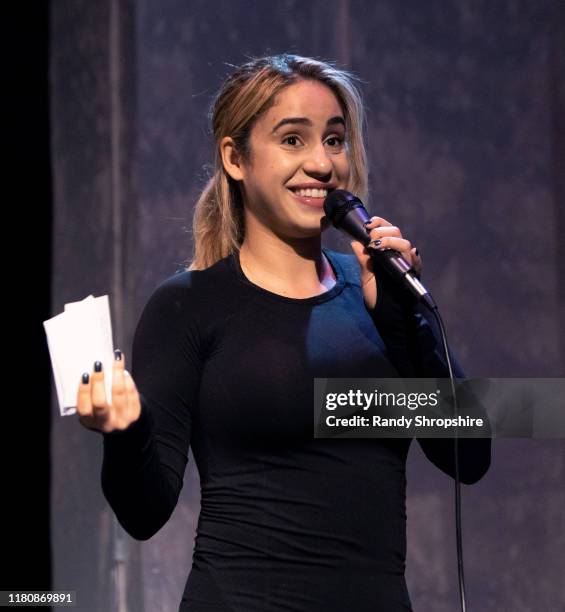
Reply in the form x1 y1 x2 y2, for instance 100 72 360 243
292 188 328 198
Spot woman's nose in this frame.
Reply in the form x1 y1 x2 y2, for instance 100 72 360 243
302 143 333 177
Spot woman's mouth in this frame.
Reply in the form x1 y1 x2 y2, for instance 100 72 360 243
287 187 332 209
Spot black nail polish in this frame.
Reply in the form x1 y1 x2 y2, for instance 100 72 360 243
82 373 89 384
114 349 122 361
368 239 382 249
94 361 102 372
415 249 419 256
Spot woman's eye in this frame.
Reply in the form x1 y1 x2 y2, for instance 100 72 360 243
281 135 344 149
325 136 344 149
282 135 301 146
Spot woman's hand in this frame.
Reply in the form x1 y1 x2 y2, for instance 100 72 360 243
76 349 141 433
349 216 422 310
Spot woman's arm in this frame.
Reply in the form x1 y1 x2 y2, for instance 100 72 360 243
369 270 491 484
101 275 203 540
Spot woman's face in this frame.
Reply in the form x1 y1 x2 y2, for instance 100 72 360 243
228 79 351 239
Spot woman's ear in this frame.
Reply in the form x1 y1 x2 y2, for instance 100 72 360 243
220 136 245 182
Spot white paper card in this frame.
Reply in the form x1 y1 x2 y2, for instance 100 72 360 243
43 295 114 416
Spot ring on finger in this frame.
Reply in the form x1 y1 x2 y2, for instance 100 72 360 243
368 239 383 249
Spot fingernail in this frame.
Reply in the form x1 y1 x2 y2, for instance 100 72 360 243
368 239 382 249
114 349 122 361
82 373 89 384
415 249 419 256
94 361 102 372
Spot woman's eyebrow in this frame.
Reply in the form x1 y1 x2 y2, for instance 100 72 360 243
271 116 345 133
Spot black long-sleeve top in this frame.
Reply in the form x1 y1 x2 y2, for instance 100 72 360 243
101 247 490 611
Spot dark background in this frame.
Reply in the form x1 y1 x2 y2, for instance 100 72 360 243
6 0 52 605
7 1 564 611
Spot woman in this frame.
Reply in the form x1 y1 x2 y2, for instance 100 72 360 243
77 54 490 611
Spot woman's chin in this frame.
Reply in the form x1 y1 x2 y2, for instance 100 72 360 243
283 223 324 240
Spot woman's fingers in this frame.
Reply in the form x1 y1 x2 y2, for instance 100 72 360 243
76 349 142 433
364 216 392 229
76 364 107 431
352 215 423 308
111 350 127 417
410 247 422 276
363 219 422 276
365 218 410 255
91 361 108 417
124 370 142 422
368 234 413 255
76 373 91 415
110 349 141 423
367 224 405 240
365 224 416 266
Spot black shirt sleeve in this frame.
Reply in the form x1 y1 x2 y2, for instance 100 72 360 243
368 267 491 485
101 275 203 540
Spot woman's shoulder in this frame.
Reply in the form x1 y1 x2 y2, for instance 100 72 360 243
324 247 362 288
133 255 241 359
160 254 234 288
143 254 239 319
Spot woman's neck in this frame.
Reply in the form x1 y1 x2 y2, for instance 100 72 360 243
239 228 336 299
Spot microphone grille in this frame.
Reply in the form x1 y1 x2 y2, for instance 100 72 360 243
323 189 363 227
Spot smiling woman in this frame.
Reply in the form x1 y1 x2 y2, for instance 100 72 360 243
218 78 353 296
189 54 369 273
222 79 349 228
86 54 491 612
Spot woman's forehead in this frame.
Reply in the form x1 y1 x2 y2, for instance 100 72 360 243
259 81 345 132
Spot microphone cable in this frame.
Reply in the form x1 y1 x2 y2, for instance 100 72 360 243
427 303 467 612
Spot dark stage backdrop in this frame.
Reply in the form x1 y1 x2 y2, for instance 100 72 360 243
49 1 565 610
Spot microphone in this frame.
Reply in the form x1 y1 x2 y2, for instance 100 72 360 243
323 189 436 311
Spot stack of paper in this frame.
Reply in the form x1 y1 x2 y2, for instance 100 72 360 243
43 295 114 416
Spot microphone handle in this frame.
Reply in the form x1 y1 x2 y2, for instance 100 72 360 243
369 248 437 311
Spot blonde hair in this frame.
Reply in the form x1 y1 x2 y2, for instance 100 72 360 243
187 53 369 271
